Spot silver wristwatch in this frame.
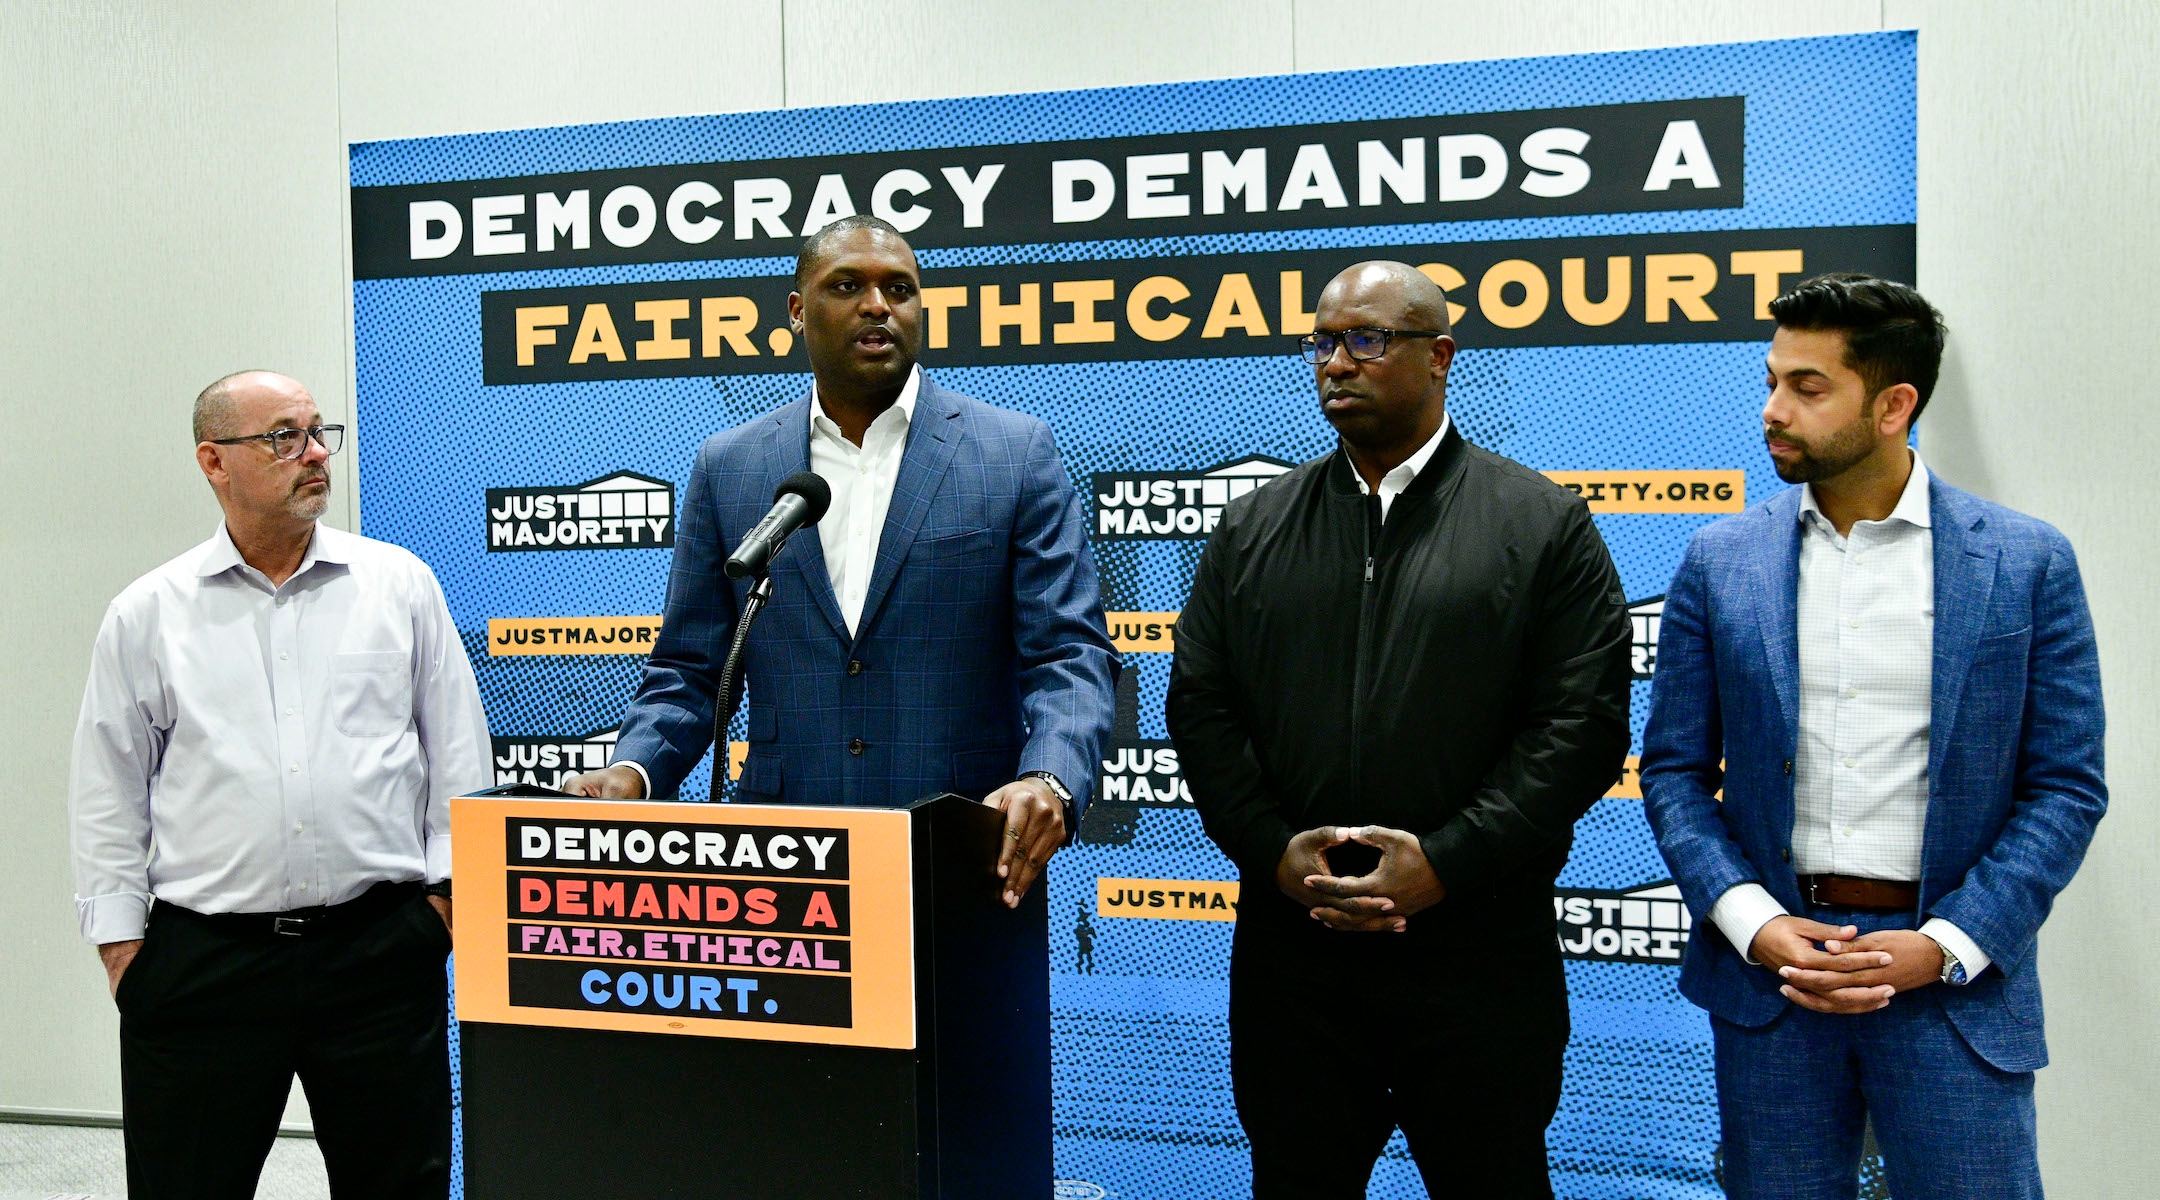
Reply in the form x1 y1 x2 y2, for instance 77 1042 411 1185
1937 940 1969 987
1020 770 1077 845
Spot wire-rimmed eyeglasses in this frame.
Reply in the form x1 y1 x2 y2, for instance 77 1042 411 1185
208 424 346 460
1297 327 1449 365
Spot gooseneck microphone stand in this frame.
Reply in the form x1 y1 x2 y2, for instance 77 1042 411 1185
710 572 774 803
708 470 831 802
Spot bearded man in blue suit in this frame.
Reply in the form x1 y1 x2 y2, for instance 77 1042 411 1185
1641 275 2106 1199
566 215 1118 908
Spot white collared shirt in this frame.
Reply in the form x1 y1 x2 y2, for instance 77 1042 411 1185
620 371 921 798
1352 412 1452 521
68 522 492 944
810 367 919 633
1707 453 1990 977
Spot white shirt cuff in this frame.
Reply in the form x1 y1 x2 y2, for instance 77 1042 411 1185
1920 917 1992 981
425 832 453 884
78 892 152 945
620 759 653 798
1707 883 1789 966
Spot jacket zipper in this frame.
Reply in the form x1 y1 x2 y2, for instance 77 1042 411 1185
1351 497 1379 800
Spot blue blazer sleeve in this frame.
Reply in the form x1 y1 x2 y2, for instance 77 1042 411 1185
1925 536 2108 976
1009 421 1120 816
1640 535 1764 921
614 438 740 797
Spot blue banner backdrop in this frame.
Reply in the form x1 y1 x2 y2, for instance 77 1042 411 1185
349 32 1915 1199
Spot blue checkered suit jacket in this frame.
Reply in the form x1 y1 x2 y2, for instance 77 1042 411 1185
613 376 1119 812
1641 475 2107 1071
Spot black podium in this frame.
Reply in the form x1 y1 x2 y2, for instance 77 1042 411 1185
450 790 1049 1199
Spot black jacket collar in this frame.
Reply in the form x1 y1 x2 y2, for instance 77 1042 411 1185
1326 421 1469 500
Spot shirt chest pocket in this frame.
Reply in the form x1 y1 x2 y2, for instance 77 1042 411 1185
329 650 413 737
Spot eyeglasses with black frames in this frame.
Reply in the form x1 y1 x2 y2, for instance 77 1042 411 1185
208 425 346 460
1297 327 1449 365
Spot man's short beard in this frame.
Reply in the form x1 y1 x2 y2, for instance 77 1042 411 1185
287 483 330 520
1769 403 1877 484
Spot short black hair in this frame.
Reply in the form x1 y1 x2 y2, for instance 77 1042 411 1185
794 214 910 291
1768 273 1946 425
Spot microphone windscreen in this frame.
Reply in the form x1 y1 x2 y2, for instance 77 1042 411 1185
774 471 832 523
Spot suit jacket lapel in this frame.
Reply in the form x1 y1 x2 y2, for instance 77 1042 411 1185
1928 479 1996 796
852 379 962 645
1755 491 1804 748
765 396 850 643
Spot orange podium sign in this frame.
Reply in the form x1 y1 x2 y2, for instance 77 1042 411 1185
450 795 917 1049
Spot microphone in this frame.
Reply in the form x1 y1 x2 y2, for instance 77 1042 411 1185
725 472 832 579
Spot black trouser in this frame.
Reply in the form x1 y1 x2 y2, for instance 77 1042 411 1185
117 881 452 1200
1228 914 1569 1199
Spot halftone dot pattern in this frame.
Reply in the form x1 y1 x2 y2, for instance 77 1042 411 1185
352 33 1915 304
350 34 1915 243
355 36 1913 1200
445 960 462 1200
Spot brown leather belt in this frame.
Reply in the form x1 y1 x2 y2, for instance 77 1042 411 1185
1797 874 1918 913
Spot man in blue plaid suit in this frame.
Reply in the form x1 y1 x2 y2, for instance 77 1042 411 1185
566 215 1119 906
1642 276 2106 1198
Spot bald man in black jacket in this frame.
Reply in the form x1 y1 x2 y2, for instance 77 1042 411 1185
1167 261 1631 1198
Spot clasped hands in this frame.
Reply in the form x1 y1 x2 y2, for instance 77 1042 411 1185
1277 825 1446 932
1749 916 1943 1014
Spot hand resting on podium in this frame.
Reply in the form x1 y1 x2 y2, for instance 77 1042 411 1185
561 765 646 799
981 776 1066 909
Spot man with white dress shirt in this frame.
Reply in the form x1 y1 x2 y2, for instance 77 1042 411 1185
70 370 491 1199
561 215 1117 912
1642 275 2108 1199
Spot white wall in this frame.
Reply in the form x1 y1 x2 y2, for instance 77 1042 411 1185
0 1 352 1127
3 1 2152 1191
1889 4 2160 1185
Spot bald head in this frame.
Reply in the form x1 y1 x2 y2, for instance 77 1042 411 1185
1321 261 1453 335
1310 261 1458 479
193 369 332 530
193 369 303 444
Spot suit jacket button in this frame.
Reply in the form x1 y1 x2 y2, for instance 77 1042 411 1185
1782 848 1792 863
848 738 866 755
847 659 863 676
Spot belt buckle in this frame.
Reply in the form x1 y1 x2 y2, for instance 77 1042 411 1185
273 916 308 937
1803 876 1822 908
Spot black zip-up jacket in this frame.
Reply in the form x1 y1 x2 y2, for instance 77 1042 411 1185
1167 428 1632 940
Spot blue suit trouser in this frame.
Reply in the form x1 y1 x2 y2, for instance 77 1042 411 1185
1712 907 2040 1200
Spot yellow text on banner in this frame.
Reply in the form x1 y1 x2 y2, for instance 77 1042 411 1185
487 616 665 656
1097 877 1240 921
1106 612 1178 654
1542 470 1746 513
